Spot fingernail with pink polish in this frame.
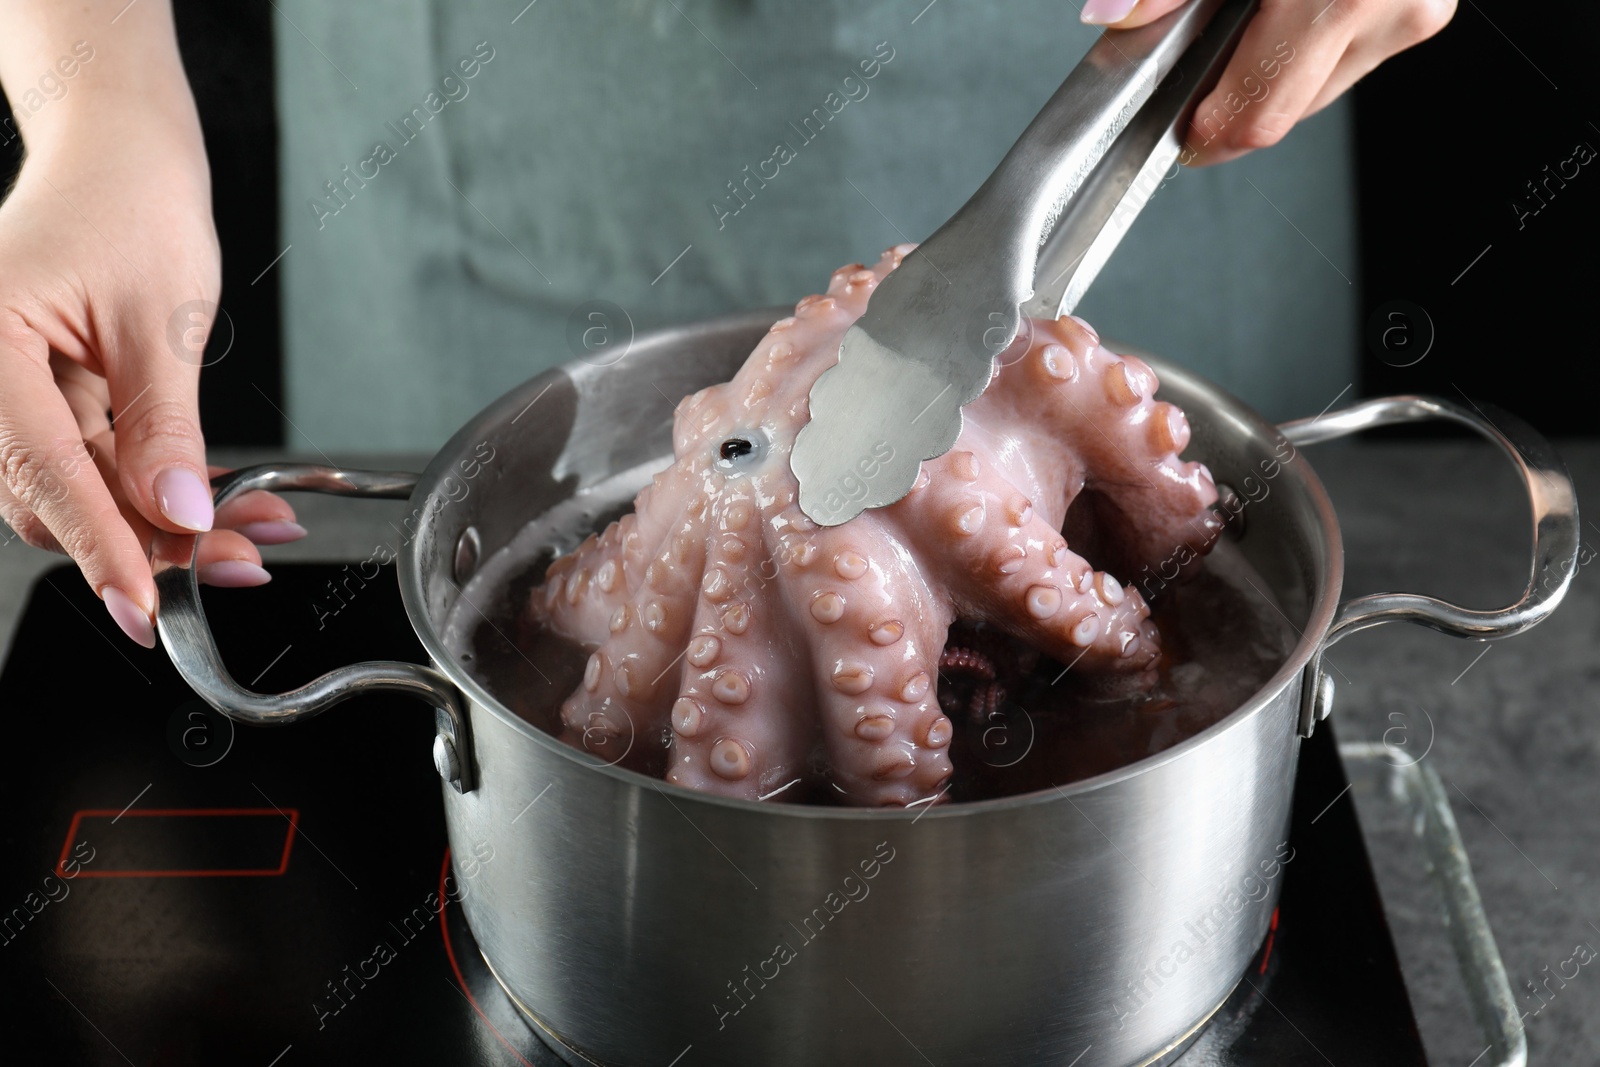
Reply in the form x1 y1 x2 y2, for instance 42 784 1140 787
154 468 215 532
199 561 272 588
104 587 157 648
1081 0 1139 24
235 520 307 545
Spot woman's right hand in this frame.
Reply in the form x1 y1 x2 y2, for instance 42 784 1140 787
1081 0 1456 166
0 68 298 647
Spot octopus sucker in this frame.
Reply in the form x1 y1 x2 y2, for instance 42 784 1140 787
1025 585 1062 619
899 670 932 703
686 634 721 667
1104 362 1142 407
867 618 904 646
671 697 706 738
529 249 1219 806
833 551 869 580
810 591 845 624
855 712 896 742
711 668 751 705
949 450 981 481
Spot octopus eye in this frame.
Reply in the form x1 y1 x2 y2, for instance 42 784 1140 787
714 428 769 471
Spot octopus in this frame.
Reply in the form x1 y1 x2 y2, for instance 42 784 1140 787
529 245 1222 806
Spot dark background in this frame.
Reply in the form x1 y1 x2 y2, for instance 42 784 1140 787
2 1 1595 445
1353 1 1599 435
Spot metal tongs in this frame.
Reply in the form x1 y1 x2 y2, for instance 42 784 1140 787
792 0 1259 525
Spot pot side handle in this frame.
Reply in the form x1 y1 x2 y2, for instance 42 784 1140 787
151 463 475 793
1279 396 1579 737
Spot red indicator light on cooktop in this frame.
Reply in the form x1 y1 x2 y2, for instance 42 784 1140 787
56 807 299 878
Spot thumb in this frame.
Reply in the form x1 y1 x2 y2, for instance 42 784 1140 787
107 299 216 535
1080 0 1191 28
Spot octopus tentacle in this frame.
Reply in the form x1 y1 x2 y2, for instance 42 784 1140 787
891 450 1158 681
980 316 1222 582
535 463 717 647
938 637 1006 724
663 533 815 800
964 511 1156 675
554 507 709 764
536 530 622 646
775 521 956 806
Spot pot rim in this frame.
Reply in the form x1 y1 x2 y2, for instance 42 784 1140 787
399 306 1344 820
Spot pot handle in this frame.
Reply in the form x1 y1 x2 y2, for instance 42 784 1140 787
1278 396 1579 736
152 463 475 792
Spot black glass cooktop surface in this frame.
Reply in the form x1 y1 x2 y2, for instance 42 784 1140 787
0 564 1426 1066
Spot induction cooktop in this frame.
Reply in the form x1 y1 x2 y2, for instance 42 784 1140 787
0 563 1428 1065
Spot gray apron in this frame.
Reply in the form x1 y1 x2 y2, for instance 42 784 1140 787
276 0 1357 451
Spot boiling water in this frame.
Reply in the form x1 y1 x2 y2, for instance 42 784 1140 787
443 465 1299 803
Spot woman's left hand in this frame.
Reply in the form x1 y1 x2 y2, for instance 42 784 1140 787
1079 0 1457 165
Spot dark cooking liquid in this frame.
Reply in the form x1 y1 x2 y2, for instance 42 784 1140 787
444 475 1296 804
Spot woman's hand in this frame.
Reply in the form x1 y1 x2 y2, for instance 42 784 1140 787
0 0 299 648
1080 0 1457 165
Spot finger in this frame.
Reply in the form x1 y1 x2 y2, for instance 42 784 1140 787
52 352 112 437
82 426 159 548
55 359 163 551
0 461 267 585
1302 1 1457 117
79 425 229 630
195 528 272 587
0 315 157 646
0 480 61 553
1080 0 1189 28
82 429 268 586
1298 42 1379 121
203 465 304 543
1181 4 1355 167
217 491 305 543
105 299 215 536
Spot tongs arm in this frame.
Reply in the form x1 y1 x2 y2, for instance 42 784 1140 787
1026 0 1258 318
792 0 1258 526
928 0 1255 320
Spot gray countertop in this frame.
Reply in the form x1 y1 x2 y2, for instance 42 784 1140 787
1308 438 1600 1066
2 440 1596 1064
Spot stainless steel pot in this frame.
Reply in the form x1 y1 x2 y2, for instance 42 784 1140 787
154 308 1578 1067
